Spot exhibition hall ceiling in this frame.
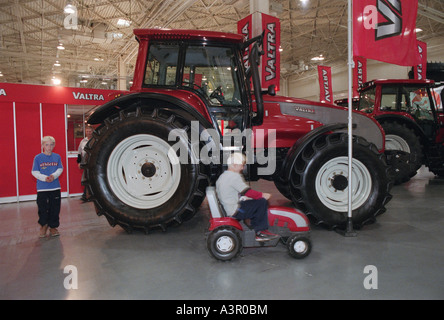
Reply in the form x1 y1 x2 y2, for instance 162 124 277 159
1 0 444 88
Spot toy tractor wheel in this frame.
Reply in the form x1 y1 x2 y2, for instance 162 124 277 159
287 132 392 230
382 121 423 184
207 227 243 261
287 235 311 259
84 107 208 233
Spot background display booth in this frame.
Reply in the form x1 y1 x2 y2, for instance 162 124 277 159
0 83 124 203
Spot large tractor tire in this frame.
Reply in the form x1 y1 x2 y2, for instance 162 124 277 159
84 107 208 233
285 132 392 230
381 121 423 184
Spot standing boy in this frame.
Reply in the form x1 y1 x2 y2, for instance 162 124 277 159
32 136 64 238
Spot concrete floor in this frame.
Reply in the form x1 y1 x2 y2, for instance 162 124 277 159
1 166 443 300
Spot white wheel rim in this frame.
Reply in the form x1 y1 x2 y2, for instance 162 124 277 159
294 240 307 254
216 236 235 253
385 134 411 153
107 134 181 209
315 156 372 212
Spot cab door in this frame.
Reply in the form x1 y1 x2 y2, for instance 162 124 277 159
182 45 248 140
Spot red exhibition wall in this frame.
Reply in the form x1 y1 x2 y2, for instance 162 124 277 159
0 83 126 203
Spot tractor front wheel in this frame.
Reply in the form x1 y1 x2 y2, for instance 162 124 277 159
382 121 423 184
287 133 392 230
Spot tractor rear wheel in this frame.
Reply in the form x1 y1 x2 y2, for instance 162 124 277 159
286 132 392 230
84 107 208 233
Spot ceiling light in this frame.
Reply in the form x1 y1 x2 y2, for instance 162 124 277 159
111 32 123 39
57 43 65 50
52 77 61 85
311 54 325 61
54 61 61 67
117 19 131 27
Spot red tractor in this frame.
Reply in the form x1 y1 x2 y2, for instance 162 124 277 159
350 79 444 184
84 29 392 233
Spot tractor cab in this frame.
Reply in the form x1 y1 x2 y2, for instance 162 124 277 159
138 29 264 139
358 79 441 144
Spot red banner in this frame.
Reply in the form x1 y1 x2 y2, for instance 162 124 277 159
237 14 252 70
353 0 420 66
353 56 367 97
318 66 333 103
414 40 427 80
261 13 281 92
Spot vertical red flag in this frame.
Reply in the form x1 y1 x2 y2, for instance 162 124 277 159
261 13 281 92
238 14 253 70
414 40 427 80
353 56 367 97
353 0 420 66
318 66 333 103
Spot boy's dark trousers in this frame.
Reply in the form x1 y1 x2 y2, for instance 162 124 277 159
36 189 61 228
233 198 269 232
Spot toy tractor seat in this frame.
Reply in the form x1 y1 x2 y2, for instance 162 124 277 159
206 186 228 218
206 186 254 229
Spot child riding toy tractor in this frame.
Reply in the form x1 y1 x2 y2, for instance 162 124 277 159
205 186 312 261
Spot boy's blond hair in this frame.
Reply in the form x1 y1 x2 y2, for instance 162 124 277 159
41 136 56 145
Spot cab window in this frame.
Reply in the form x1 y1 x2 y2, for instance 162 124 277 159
358 87 376 113
183 45 241 106
144 44 179 86
402 86 434 121
183 45 244 133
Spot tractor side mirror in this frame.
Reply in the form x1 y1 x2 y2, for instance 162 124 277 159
261 85 276 96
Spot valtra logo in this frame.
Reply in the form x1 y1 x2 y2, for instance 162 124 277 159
72 92 105 101
265 22 277 82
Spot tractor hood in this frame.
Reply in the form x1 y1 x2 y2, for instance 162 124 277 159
261 95 385 151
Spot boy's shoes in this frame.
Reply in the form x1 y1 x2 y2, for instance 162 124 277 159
50 228 60 237
255 230 280 242
39 225 48 238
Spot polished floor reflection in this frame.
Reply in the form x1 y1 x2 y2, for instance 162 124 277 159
1 166 443 300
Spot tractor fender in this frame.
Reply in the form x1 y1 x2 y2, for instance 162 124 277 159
88 91 213 128
279 123 349 180
276 99 385 151
375 114 429 146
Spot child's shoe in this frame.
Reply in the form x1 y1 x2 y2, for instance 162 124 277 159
50 228 60 237
255 230 279 242
39 225 48 238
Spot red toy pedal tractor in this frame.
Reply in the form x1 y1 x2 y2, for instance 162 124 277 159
205 187 312 261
